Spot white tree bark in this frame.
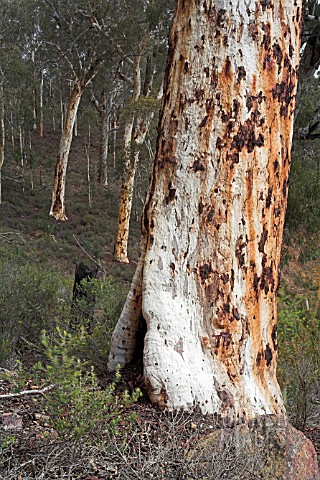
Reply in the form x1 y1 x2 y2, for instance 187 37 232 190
109 0 303 417
39 69 44 138
49 81 83 220
0 81 4 205
92 91 113 186
114 117 137 263
114 36 151 263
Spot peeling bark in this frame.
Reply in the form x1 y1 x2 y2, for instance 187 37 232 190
109 0 302 416
49 81 84 221
114 110 154 263
114 40 153 263
114 117 137 263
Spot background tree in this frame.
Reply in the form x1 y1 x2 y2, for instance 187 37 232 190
112 0 175 263
108 0 303 415
42 0 113 220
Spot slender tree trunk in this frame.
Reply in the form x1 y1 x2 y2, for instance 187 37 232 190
114 109 153 263
19 125 25 193
113 114 117 168
9 108 14 150
31 51 37 132
49 79 56 132
39 69 44 138
60 95 64 131
73 111 78 137
99 93 113 187
0 82 4 205
85 124 92 208
49 81 84 220
114 51 146 263
19 126 24 167
99 103 107 183
109 0 303 416
114 117 137 263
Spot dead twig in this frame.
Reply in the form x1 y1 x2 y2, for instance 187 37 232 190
0 384 55 399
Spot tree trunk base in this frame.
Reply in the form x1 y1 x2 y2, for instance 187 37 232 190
49 210 68 221
114 252 130 264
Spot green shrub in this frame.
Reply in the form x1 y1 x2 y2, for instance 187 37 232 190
277 290 320 430
32 328 141 441
286 145 320 234
68 276 127 373
0 249 71 365
0 244 128 370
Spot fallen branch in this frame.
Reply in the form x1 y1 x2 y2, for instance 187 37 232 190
0 384 55 399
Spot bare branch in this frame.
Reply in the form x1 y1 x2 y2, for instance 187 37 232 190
89 93 103 114
305 14 320 22
0 384 55 399
43 41 77 78
117 67 134 86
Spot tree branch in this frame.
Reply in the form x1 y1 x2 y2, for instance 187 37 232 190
305 14 320 22
0 384 55 399
116 68 134 86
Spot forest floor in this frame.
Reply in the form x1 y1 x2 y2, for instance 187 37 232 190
1 360 320 479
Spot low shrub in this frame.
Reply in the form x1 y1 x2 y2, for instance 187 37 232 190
30 328 141 441
286 145 320 234
277 289 320 430
0 245 128 373
0 247 71 365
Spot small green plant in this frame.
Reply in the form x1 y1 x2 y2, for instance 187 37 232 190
0 435 15 450
32 328 141 441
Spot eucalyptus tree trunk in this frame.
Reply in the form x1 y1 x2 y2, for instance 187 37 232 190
39 69 44 138
98 92 108 185
113 52 142 264
92 91 113 186
114 38 153 263
114 117 138 263
109 0 302 416
49 80 84 220
0 81 4 205
31 51 37 132
114 110 154 263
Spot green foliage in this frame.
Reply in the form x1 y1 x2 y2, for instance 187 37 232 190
120 97 161 125
0 247 71 364
0 245 128 372
0 245 138 444
286 145 320 234
69 277 126 373
0 435 15 450
31 328 141 441
277 290 320 429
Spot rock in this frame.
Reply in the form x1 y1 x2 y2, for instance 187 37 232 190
189 415 319 480
284 423 319 480
1 413 23 431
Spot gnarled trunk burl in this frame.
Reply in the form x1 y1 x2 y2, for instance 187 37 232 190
109 0 302 416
